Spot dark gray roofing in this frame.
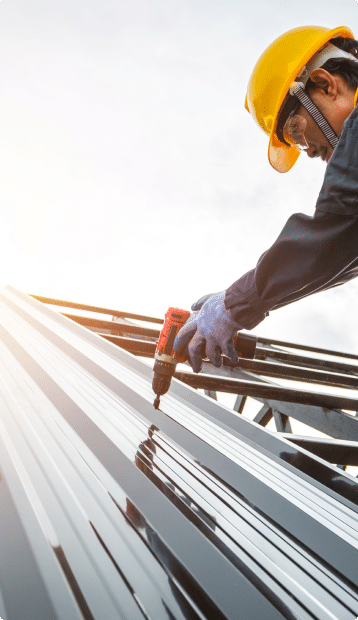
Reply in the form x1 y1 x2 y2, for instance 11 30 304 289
0 286 357 620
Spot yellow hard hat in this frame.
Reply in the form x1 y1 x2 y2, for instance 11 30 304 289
245 26 354 172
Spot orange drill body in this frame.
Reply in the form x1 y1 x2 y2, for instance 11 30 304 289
152 308 190 408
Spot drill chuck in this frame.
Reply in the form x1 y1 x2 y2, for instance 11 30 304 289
152 359 176 396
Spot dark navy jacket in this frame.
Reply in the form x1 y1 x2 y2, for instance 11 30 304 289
225 104 358 330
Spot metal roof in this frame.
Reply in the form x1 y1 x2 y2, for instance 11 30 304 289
0 286 357 620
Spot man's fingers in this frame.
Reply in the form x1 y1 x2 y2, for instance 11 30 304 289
205 342 223 368
222 339 239 364
188 335 206 373
173 317 197 354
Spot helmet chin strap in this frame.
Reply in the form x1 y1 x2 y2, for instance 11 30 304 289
291 82 339 149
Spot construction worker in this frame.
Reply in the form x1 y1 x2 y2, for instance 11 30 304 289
174 26 358 373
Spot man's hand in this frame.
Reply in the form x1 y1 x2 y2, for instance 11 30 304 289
173 291 242 373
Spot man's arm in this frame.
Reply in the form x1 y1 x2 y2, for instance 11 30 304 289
175 107 358 371
175 209 358 372
225 210 358 329
226 105 358 330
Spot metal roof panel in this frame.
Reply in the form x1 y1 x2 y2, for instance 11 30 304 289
0 286 357 620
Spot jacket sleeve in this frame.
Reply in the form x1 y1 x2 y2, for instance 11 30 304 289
225 210 358 329
225 106 358 330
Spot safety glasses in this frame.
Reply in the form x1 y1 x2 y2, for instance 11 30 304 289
277 83 339 152
282 112 309 151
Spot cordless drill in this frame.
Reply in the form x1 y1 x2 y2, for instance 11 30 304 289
152 307 257 408
152 308 190 409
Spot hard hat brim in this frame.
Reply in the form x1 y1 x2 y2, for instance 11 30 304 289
268 132 300 173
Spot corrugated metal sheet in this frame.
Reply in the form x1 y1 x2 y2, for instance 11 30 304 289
0 286 357 620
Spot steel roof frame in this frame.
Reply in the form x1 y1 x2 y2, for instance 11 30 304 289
34 293 358 468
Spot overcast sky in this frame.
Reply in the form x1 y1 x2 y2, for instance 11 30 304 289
1 0 358 353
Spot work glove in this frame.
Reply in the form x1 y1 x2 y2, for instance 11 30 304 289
173 291 242 373
190 291 225 312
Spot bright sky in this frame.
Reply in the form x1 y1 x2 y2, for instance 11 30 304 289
1 0 358 354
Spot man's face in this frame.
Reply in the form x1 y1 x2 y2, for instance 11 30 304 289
296 97 334 163
295 73 356 163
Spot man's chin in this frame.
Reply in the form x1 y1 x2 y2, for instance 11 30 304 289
325 147 334 163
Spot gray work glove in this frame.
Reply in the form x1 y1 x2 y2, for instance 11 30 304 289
173 291 242 373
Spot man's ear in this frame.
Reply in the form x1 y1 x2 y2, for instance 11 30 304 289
309 68 337 97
